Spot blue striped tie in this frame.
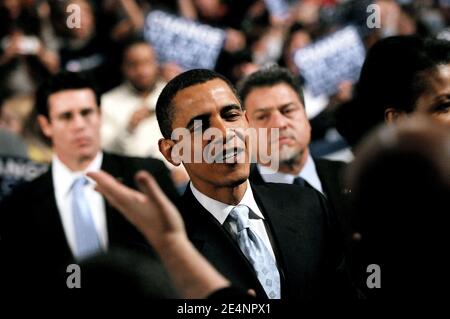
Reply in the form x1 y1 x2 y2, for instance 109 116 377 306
228 205 281 299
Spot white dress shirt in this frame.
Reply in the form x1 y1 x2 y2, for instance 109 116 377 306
100 81 167 161
52 152 108 256
257 154 324 194
190 181 276 260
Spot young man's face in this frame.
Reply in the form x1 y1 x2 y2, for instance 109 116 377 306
39 88 101 168
122 43 158 92
166 78 250 190
244 83 311 164
415 64 450 126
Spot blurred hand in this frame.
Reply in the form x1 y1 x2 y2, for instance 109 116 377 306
0 35 22 64
336 80 354 103
127 107 153 133
88 170 186 249
224 29 246 53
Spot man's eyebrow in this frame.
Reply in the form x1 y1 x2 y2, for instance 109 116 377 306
253 102 294 113
186 113 211 129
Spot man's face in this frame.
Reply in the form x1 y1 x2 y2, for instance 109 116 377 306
415 64 450 126
123 44 158 92
244 83 311 164
39 89 101 167
169 79 249 189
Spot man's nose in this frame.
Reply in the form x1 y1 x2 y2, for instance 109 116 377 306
71 113 86 129
269 111 288 129
212 118 228 137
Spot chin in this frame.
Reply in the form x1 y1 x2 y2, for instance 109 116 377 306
78 148 98 160
220 164 249 187
220 175 248 188
279 147 296 161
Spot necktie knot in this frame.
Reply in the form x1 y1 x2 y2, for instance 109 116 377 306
293 176 308 187
229 204 250 232
72 176 88 192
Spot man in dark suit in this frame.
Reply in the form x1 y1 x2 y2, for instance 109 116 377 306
155 69 350 300
237 66 352 239
0 72 178 295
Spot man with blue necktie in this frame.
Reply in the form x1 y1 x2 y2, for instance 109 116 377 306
155 69 351 301
0 72 179 294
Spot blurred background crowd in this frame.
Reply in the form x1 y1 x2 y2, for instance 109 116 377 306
0 0 449 303
1 0 448 168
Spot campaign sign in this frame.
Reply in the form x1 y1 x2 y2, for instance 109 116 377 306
0 156 48 201
293 26 366 97
144 10 226 70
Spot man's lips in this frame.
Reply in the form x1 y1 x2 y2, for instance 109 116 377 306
213 147 246 162
73 137 92 146
278 136 294 145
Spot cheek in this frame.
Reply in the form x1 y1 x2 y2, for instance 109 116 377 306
433 113 450 126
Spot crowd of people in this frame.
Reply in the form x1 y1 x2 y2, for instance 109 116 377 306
0 0 449 308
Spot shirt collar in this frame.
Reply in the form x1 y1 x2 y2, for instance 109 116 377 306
257 153 324 194
190 180 265 225
52 152 103 196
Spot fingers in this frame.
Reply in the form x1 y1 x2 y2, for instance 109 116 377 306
87 171 145 212
247 289 256 297
135 170 172 209
134 170 182 227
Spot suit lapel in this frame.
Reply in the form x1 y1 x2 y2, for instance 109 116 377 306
100 153 148 248
314 158 348 207
251 183 312 300
249 163 265 184
32 169 74 262
180 187 268 297
100 153 130 246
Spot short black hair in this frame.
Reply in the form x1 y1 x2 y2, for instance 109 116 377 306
355 36 450 119
237 65 305 109
156 69 238 139
35 72 101 119
336 36 450 147
121 37 155 64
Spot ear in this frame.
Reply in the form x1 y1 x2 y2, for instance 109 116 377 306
158 138 181 166
37 115 52 138
384 108 404 123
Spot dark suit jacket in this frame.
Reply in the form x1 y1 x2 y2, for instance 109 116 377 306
249 159 352 241
178 182 347 301
0 152 179 294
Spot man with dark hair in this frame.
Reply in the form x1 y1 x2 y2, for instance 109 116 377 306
0 72 179 295
101 40 166 159
155 68 351 300
237 65 351 240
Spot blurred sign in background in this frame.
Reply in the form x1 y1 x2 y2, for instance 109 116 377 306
294 26 366 97
144 10 226 70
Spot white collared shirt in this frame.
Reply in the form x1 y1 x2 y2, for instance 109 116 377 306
257 154 324 194
190 181 276 260
52 152 108 256
100 81 167 162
